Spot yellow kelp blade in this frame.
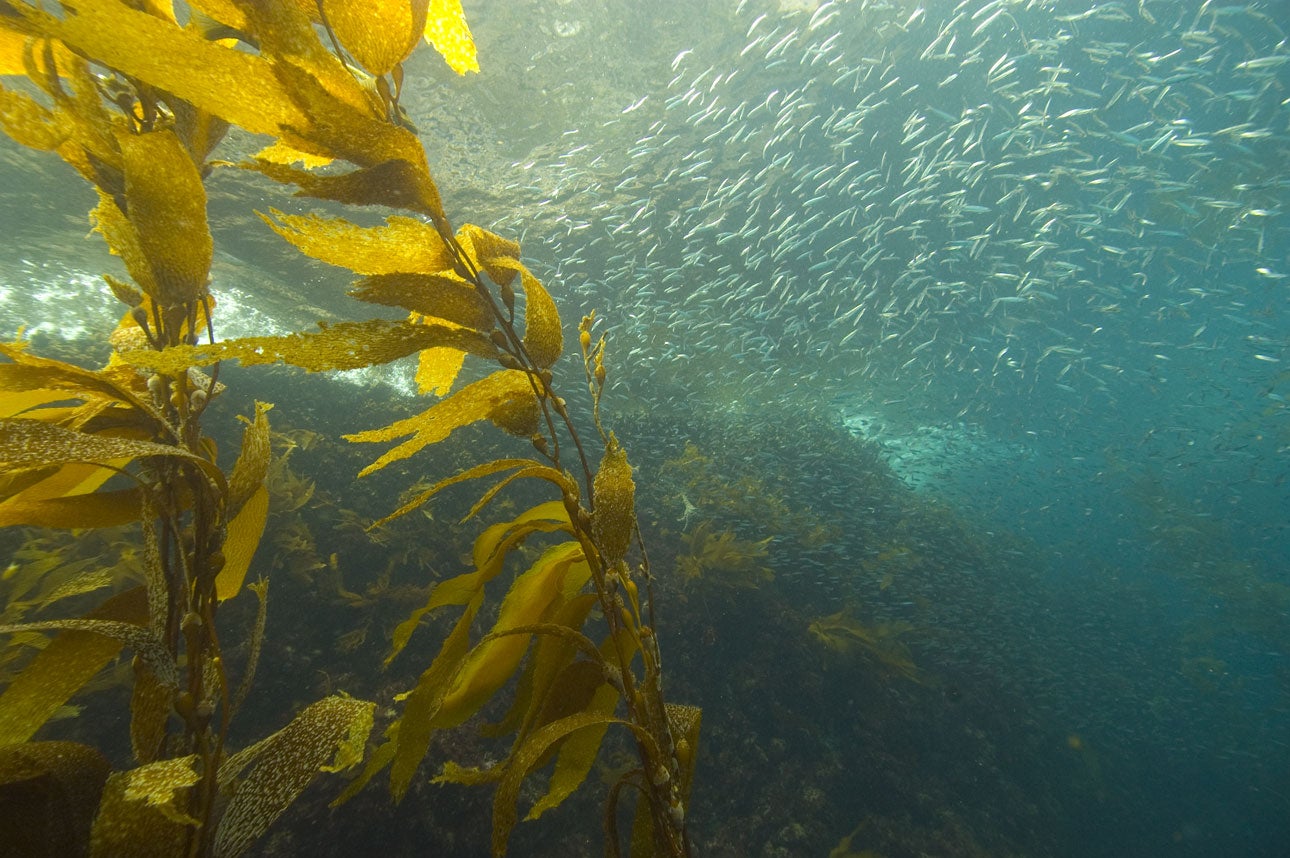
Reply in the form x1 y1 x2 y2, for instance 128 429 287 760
0 487 143 529
242 158 438 215
389 590 481 799
0 341 158 420
118 128 212 308
369 457 552 530
385 499 573 664
416 344 466 396
226 401 273 516
213 695 375 858
437 542 590 730
346 370 538 477
89 756 200 857
0 418 224 490
492 712 636 857
214 484 269 602
424 0 478 74
12 0 307 140
262 210 454 275
122 318 495 375
348 272 494 332
0 586 146 745
0 740 110 858
321 0 429 77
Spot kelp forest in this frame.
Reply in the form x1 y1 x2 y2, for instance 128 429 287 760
0 2 1081 858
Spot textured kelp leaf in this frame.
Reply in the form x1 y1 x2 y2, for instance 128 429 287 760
226 401 273 515
321 0 429 76
416 345 467 396
243 157 437 213
15 0 307 139
129 657 172 764
349 272 494 332
119 128 212 307
425 0 479 74
215 484 269 601
262 59 447 218
0 618 177 690
461 236 562 368
122 319 493 375
0 740 111 858
89 757 198 858
666 703 702 809
230 579 268 715
0 82 66 151
346 370 537 477
0 487 143 529
0 340 158 420
214 695 375 858
456 224 520 284
591 434 635 567
493 712 634 857
460 463 577 523
518 269 563 369
0 418 224 490
250 141 332 170
439 542 590 731
0 587 146 746
262 210 454 275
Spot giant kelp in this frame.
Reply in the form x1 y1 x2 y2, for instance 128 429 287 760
0 1 695 856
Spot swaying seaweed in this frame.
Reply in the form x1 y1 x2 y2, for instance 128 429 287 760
0 1 696 856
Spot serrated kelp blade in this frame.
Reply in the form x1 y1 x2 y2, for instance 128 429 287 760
129 657 171 764
122 319 494 375
461 463 576 523
0 587 146 745
424 0 478 74
456 224 520 284
230 579 269 716
215 484 269 602
213 695 375 858
384 500 571 665
0 617 177 690
517 268 563 369
483 595 599 741
345 370 537 477
321 0 428 77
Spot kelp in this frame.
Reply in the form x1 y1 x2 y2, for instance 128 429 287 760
0 0 695 856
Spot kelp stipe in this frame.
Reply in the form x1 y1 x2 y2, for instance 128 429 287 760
0 1 697 856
